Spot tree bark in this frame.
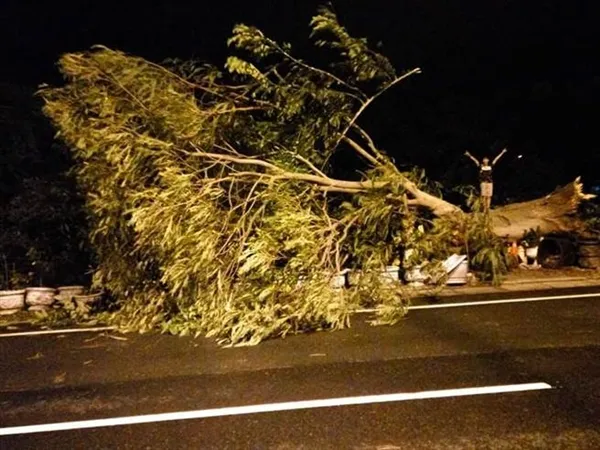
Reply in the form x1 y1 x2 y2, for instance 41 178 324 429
487 177 595 239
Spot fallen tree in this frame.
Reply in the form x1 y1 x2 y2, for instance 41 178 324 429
39 7 594 344
489 178 595 239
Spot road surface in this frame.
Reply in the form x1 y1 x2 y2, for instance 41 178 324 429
1 288 599 448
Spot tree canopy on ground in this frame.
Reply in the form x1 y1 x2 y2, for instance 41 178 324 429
39 6 593 345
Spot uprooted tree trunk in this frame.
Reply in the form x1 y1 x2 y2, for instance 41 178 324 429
379 174 595 239
488 177 595 239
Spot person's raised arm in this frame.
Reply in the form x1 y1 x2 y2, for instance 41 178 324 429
464 151 480 166
492 148 508 165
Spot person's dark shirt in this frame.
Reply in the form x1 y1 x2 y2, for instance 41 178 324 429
479 165 493 183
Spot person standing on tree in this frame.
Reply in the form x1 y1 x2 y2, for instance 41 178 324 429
464 148 507 211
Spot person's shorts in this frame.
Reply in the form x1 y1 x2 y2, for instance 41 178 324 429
480 182 493 197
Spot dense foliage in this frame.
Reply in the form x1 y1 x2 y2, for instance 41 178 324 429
39 7 505 345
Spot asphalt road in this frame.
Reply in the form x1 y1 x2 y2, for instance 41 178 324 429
1 288 600 449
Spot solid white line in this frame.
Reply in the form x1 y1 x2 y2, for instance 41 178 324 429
0 326 116 338
0 382 551 436
355 291 600 313
408 292 600 310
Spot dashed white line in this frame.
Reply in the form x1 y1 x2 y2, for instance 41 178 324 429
0 382 552 436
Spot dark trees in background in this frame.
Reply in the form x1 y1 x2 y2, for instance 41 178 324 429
0 83 92 288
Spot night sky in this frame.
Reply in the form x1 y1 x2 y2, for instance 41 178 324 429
2 0 600 200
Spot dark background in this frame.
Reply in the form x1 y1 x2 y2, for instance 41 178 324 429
2 0 600 200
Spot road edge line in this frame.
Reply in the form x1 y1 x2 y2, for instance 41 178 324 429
355 291 600 313
0 326 116 338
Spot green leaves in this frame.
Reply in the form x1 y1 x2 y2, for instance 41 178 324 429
37 6 447 346
310 6 397 85
225 57 268 84
227 24 276 58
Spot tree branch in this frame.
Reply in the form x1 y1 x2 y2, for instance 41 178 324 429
351 124 387 163
326 67 421 162
188 146 389 191
190 143 462 216
341 136 380 166
288 152 330 178
317 186 364 194
269 40 367 102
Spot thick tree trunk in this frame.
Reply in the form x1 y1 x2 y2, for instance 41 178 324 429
488 178 595 239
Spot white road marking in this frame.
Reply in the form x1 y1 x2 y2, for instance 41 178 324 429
354 292 600 313
0 382 552 436
409 292 600 310
0 326 116 338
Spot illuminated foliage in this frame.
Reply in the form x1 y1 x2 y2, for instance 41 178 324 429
40 6 496 345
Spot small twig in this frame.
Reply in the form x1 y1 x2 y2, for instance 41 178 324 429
289 152 330 178
104 334 128 341
206 106 264 116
